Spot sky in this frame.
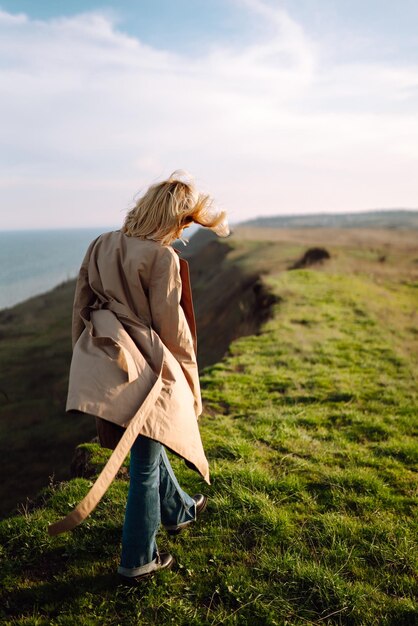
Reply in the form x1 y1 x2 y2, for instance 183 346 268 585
0 0 417 229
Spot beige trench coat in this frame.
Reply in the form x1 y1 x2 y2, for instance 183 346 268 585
48 230 208 536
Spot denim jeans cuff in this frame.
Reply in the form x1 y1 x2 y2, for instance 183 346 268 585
164 500 196 530
118 557 158 578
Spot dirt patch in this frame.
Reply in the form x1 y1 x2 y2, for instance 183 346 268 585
289 247 331 270
70 439 129 480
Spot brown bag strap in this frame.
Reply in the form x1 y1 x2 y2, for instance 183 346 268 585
178 257 197 353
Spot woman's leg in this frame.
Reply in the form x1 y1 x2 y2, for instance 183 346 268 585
119 434 162 573
159 448 196 528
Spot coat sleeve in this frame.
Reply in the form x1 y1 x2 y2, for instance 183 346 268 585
71 239 98 349
148 246 202 417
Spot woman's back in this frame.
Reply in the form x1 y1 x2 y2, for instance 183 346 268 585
85 230 178 327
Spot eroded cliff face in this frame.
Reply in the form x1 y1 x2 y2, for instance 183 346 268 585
182 232 277 369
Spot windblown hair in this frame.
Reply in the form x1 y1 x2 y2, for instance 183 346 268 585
122 171 229 245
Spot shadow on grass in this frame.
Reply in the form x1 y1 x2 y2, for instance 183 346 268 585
2 569 124 619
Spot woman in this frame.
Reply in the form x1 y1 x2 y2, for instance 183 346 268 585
48 171 229 584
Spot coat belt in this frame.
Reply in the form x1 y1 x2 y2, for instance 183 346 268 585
90 299 151 329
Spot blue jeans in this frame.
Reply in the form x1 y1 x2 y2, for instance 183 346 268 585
118 434 196 575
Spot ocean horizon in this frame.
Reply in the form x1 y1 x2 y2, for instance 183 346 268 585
0 227 114 311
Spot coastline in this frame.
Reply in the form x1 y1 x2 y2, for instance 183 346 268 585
0 227 111 310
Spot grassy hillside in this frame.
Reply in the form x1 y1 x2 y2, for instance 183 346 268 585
1 229 417 625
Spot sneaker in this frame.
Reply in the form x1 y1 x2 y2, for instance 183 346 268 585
165 494 208 536
118 552 174 585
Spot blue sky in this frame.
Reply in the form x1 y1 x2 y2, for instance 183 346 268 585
0 1 242 52
0 0 417 228
3 0 418 62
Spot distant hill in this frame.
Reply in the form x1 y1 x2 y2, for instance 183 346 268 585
240 209 418 229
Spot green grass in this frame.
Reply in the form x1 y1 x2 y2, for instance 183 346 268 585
1 238 417 625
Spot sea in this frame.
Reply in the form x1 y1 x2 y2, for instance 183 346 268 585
0 227 113 311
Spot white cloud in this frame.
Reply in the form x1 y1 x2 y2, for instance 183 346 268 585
0 1 417 228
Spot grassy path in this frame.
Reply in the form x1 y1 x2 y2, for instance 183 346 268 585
1 260 417 625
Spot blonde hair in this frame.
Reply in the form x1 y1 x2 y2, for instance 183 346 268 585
122 171 229 245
